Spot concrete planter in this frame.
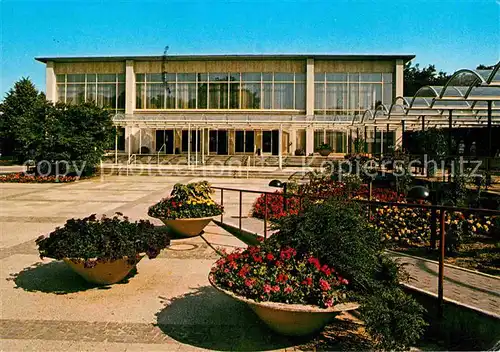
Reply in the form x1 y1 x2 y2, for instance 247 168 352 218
209 274 359 336
318 149 332 156
63 256 143 285
160 217 213 238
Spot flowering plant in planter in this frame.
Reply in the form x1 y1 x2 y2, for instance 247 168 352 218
148 181 223 219
36 213 170 284
36 213 170 265
211 244 350 308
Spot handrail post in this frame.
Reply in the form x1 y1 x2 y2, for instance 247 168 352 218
220 189 224 223
430 207 437 249
264 193 268 239
438 209 446 318
239 190 242 231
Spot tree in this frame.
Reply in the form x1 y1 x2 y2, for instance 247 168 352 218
404 62 450 96
0 77 45 157
28 102 115 176
476 64 495 70
1 77 115 175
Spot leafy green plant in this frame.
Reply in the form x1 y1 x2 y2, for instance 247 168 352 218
36 214 170 267
361 288 427 351
317 143 332 151
271 199 427 349
148 181 223 219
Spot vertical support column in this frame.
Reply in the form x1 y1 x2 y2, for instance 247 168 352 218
115 128 118 164
139 129 142 154
188 124 191 166
289 129 297 155
45 61 57 103
386 123 390 154
364 126 368 153
401 120 406 150
487 100 492 175
306 127 314 156
278 124 283 170
395 59 404 98
306 58 315 117
125 60 135 115
374 126 378 155
381 129 384 157
195 128 199 165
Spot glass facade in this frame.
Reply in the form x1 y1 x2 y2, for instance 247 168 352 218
314 73 393 115
56 73 125 112
135 72 306 110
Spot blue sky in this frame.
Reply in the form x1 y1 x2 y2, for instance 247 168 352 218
1 0 499 98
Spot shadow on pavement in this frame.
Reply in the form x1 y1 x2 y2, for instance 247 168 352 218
155 285 305 351
7 261 137 294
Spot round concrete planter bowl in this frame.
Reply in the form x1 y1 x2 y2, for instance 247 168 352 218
160 217 214 238
318 149 332 156
63 256 143 285
209 274 359 336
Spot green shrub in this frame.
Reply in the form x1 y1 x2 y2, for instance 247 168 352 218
271 199 426 349
361 288 427 351
36 213 170 266
271 200 381 292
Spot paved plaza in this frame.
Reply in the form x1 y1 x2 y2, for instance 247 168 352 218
0 175 498 351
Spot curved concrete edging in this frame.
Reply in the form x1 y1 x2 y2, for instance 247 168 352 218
214 220 500 321
403 283 500 320
386 249 500 281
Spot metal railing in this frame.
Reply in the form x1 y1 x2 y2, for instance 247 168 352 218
212 185 500 317
157 144 166 165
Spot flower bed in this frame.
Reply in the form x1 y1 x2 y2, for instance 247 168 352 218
252 178 403 221
0 172 80 183
211 244 349 308
372 206 496 247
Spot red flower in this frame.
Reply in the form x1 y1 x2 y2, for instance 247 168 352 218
266 253 275 261
320 264 331 276
308 257 321 270
301 277 313 286
276 273 288 283
252 254 263 263
325 298 334 307
245 278 256 288
263 284 272 294
272 285 280 293
284 286 293 294
228 261 237 269
275 260 282 267
238 265 250 278
319 279 331 291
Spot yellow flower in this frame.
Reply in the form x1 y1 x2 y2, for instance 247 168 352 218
484 225 489 232
472 226 477 232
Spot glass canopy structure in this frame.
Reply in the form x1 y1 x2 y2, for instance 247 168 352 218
358 61 500 130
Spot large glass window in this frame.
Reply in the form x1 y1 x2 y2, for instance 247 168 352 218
135 72 306 110
56 73 125 112
315 72 393 115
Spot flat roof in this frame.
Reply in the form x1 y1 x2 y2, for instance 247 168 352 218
35 53 415 63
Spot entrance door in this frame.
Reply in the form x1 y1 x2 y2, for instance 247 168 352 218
271 130 279 155
218 130 228 155
156 130 174 154
262 131 272 153
209 130 228 155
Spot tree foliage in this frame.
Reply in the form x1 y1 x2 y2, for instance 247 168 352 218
0 77 45 157
404 62 450 96
1 78 114 175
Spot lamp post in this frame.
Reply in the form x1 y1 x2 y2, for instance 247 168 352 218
269 179 287 211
